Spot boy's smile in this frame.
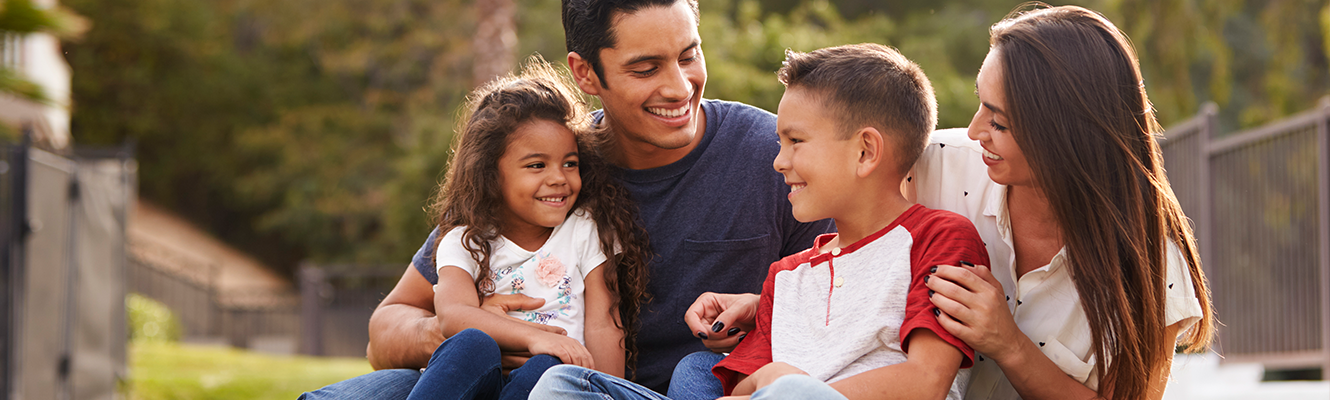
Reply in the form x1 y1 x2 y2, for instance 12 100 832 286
773 88 859 223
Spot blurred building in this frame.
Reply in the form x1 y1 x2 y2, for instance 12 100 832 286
0 0 73 150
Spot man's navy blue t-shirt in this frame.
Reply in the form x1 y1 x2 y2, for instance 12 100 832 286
412 100 834 392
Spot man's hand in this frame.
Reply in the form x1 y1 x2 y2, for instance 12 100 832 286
684 292 759 353
479 293 568 371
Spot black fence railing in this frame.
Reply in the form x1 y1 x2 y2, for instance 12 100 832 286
1 134 29 400
126 251 301 351
1161 97 1330 373
299 263 405 357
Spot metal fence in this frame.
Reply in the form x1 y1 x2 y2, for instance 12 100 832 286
1160 97 1330 372
299 263 406 357
1 136 134 400
126 251 301 351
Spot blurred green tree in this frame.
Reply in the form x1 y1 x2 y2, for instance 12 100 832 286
61 0 1329 275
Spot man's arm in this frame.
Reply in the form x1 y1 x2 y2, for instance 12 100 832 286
366 264 442 370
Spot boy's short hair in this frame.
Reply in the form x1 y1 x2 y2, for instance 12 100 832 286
562 0 700 89
778 44 937 175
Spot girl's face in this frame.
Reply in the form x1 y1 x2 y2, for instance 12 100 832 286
497 119 582 234
968 48 1035 188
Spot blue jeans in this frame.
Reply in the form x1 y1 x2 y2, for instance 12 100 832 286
528 351 723 400
749 375 846 400
299 368 421 400
667 351 725 400
530 364 670 400
406 328 561 400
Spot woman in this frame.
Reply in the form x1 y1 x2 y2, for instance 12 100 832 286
921 5 1215 400
687 5 1216 400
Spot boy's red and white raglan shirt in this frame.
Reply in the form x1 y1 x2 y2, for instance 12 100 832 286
714 204 988 398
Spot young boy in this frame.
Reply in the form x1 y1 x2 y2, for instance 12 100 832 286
712 44 989 400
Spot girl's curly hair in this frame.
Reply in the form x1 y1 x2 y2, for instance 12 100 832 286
427 55 651 377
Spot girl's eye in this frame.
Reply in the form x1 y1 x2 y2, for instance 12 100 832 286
526 162 546 169
989 121 1008 131
563 161 579 168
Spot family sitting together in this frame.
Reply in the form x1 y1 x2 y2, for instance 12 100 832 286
302 1 1215 399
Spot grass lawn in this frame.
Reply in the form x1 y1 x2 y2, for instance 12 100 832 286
128 341 374 400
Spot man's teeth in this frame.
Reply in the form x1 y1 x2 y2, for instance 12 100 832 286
648 104 689 118
538 197 565 202
983 149 1003 160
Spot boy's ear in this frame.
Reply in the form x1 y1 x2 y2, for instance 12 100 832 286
855 127 885 178
568 52 603 96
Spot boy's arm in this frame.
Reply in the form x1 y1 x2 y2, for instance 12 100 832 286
826 330 962 400
435 266 595 368
581 262 626 377
713 258 786 395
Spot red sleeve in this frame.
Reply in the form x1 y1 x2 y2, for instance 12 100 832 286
900 209 989 369
712 253 805 395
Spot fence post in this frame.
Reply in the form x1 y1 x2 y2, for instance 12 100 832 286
2 131 31 400
1198 102 1217 272
1316 96 1330 375
299 263 327 356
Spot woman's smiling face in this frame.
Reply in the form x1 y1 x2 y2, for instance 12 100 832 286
968 48 1035 188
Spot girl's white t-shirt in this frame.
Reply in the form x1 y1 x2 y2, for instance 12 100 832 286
434 209 608 344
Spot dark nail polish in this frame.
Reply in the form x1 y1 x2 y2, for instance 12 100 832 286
959 261 975 267
738 333 747 342
933 308 941 316
929 266 937 273
924 275 930 283
711 321 725 333
928 290 935 297
727 327 741 336
696 331 708 339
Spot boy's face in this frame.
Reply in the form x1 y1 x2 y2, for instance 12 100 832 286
773 87 861 223
583 1 706 152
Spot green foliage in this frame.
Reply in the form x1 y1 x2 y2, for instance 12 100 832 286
0 0 86 102
62 0 1329 273
126 294 182 343
128 341 372 400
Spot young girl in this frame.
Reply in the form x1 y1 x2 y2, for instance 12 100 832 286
404 57 651 400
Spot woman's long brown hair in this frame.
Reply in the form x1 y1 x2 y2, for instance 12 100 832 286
990 5 1214 399
428 55 651 376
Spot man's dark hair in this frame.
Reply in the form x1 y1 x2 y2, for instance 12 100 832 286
777 43 937 175
562 0 700 88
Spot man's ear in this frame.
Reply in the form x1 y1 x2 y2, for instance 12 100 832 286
855 127 886 178
568 52 603 96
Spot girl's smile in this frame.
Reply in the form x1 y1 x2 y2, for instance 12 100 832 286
498 119 582 242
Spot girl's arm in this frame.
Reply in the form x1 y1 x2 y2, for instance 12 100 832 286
927 264 1102 400
435 266 595 368
581 262 626 377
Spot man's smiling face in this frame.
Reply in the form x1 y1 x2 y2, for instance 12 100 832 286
579 1 707 160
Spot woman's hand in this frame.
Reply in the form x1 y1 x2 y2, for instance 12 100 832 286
527 332 595 370
926 263 1024 360
683 292 759 353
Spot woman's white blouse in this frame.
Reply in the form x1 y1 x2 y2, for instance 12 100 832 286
908 129 1205 399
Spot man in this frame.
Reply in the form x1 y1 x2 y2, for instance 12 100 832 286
301 1 832 398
